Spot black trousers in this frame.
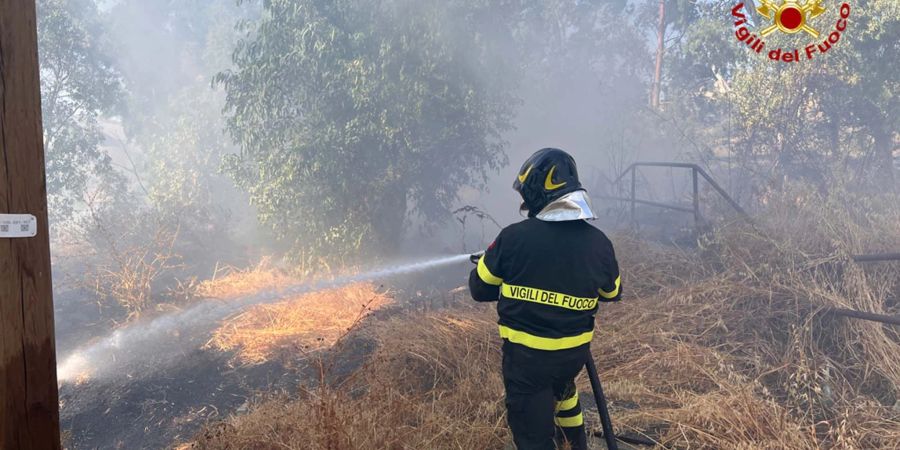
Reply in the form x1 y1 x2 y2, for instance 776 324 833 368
501 341 590 450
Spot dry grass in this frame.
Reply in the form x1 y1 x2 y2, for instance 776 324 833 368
192 187 900 450
194 305 508 450
196 258 299 299
590 187 900 449
206 282 392 365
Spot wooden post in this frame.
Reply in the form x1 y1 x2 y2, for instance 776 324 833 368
0 1 62 449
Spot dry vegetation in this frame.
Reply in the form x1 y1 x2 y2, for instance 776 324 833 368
84 219 184 320
197 259 393 365
196 258 299 300
192 188 900 450
195 306 507 449
206 282 392 365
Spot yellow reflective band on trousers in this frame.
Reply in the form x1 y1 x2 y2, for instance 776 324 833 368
498 325 593 351
501 283 598 311
556 393 579 412
477 255 502 286
555 412 584 427
599 275 621 299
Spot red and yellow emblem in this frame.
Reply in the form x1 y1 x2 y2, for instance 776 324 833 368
756 0 827 37
731 1 851 63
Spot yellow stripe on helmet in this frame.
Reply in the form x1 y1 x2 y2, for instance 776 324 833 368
544 165 567 190
517 165 533 184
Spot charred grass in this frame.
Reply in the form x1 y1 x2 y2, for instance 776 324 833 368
205 282 392 365
192 189 900 449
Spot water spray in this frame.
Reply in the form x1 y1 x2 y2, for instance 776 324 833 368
58 253 472 383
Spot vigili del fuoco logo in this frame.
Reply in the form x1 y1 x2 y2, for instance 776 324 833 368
732 1 851 63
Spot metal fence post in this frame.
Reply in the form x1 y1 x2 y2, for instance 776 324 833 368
692 167 700 233
630 167 636 226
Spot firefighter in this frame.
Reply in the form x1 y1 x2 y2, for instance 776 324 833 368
469 148 621 450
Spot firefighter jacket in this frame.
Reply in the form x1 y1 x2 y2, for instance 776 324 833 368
469 218 620 351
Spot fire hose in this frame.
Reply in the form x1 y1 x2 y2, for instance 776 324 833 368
469 252 654 448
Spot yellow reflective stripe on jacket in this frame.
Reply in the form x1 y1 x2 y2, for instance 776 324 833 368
477 255 502 286
498 325 593 351
501 283 597 311
599 275 621 299
556 393 579 412
555 412 584 427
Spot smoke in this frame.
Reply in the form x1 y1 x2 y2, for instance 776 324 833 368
57 254 471 383
55 0 709 385
451 5 674 230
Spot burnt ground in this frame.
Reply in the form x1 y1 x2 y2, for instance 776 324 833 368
60 350 304 449
57 311 385 450
56 264 468 450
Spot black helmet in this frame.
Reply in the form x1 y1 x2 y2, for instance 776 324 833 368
512 148 583 216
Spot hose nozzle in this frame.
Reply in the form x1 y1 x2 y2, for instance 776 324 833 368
469 251 484 264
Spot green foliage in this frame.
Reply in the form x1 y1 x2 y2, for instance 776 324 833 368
37 0 124 221
666 3 747 92
140 92 239 251
101 0 260 262
217 0 515 262
661 0 898 198
727 0 897 189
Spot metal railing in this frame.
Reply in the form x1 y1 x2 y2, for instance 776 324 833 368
597 162 750 232
825 307 900 326
838 252 900 326
599 162 900 327
851 253 900 263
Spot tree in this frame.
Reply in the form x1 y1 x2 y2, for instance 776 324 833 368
713 0 900 193
37 0 123 223
103 0 259 262
839 0 899 186
630 0 700 109
649 0 900 206
217 0 514 263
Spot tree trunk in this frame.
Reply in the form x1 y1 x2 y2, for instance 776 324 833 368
872 127 897 191
0 1 62 449
650 0 666 109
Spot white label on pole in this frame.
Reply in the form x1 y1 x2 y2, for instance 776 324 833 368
0 214 37 238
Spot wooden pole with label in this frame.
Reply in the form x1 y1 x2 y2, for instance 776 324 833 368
0 1 62 449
